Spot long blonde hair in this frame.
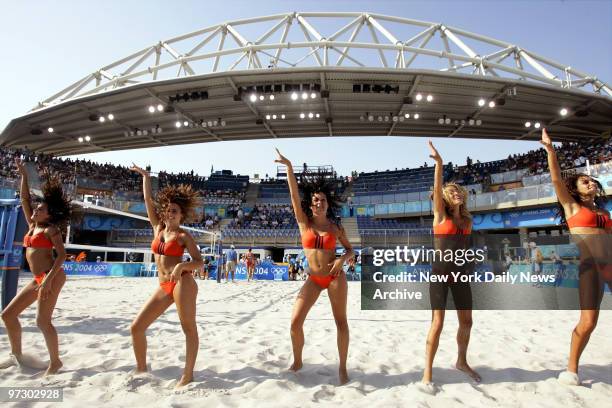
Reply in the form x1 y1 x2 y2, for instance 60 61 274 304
440 182 471 220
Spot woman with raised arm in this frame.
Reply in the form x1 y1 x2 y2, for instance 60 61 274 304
1 158 71 376
541 129 611 386
129 164 204 387
422 141 480 390
274 148 354 385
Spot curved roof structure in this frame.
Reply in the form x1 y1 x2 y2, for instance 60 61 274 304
2 12 611 155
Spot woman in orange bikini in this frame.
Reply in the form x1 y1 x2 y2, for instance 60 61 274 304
422 141 480 390
274 148 354 385
541 129 611 386
1 158 70 376
129 164 204 387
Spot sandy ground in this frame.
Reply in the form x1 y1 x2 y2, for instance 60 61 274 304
0 275 610 407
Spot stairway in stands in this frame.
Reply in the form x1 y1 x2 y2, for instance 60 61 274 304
340 217 361 246
245 183 260 207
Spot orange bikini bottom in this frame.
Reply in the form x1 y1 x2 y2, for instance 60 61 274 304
33 272 47 285
160 271 190 298
309 274 335 289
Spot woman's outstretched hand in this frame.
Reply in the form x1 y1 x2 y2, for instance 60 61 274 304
540 128 553 150
15 157 26 174
130 163 149 177
274 148 292 167
428 140 442 163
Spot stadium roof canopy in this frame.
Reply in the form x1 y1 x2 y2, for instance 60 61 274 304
2 12 611 156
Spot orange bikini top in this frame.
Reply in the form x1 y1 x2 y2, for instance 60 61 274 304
23 231 54 249
151 229 185 257
433 218 472 235
301 228 337 250
566 206 612 230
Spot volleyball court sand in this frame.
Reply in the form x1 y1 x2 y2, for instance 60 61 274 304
0 276 610 407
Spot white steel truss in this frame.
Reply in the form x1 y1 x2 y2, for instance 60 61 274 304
35 12 611 110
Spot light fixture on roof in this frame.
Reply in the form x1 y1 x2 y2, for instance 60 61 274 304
156 104 163 112
269 94 275 101
220 120 226 127
315 113 320 118
281 114 286 119
47 127 54 133
534 122 541 129
85 135 91 142
175 121 182 128
392 116 398 122
368 114 374 122
272 114 277 120
399 116 405 122
291 92 298 101
300 113 305 119
426 94 433 102
301 92 308 100
478 98 486 107
415 93 423 101
107 113 114 120
310 92 317 99
207 120 213 127
148 106 155 113
404 113 410 119
378 116 383 122
438 117 444 125
123 131 129 137
360 115 365 121
445 117 451 125
266 114 271 120
476 119 482 126
99 116 106 123
183 121 189 127
308 112 314 119
525 121 531 128
136 129 142 136
488 101 495 108
259 95 264 101
250 94 257 102
413 113 420 119
560 108 568 116
78 136 84 143
469 119 475 126
384 116 389 122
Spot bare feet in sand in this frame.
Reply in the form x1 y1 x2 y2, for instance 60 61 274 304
455 361 481 382
44 360 63 376
176 373 193 388
339 368 349 385
289 361 303 372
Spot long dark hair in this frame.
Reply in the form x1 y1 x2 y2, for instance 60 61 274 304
38 174 72 231
556 173 608 228
299 172 344 225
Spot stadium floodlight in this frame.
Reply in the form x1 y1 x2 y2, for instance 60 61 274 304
488 101 495 108
207 120 213 127
310 92 317 99
478 98 486 107
157 104 163 112
136 129 142 136
259 95 264 101
78 136 84 143
368 114 374 122
413 113 420 119
534 122 541 129
438 117 445 125
360 115 365 121
315 113 320 118
415 93 423 101
525 121 531 128
384 116 389 122
300 113 305 119
213 120 218 126
308 112 314 119
426 94 433 102
560 108 568 116
175 121 182 128
221 120 226 127
269 94 275 101
272 114 277 120
404 113 410 119
291 92 298 101
47 127 54 133
399 116 405 122
107 113 114 120
281 114 286 119
392 116 398 122
301 92 308 100
148 106 155 113
250 94 257 102
476 119 482 126
99 116 106 123
378 116 383 122
469 119 475 126
183 121 189 127
266 114 271 120
85 135 91 142
445 117 451 124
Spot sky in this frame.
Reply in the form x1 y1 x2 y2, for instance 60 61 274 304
0 0 610 178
